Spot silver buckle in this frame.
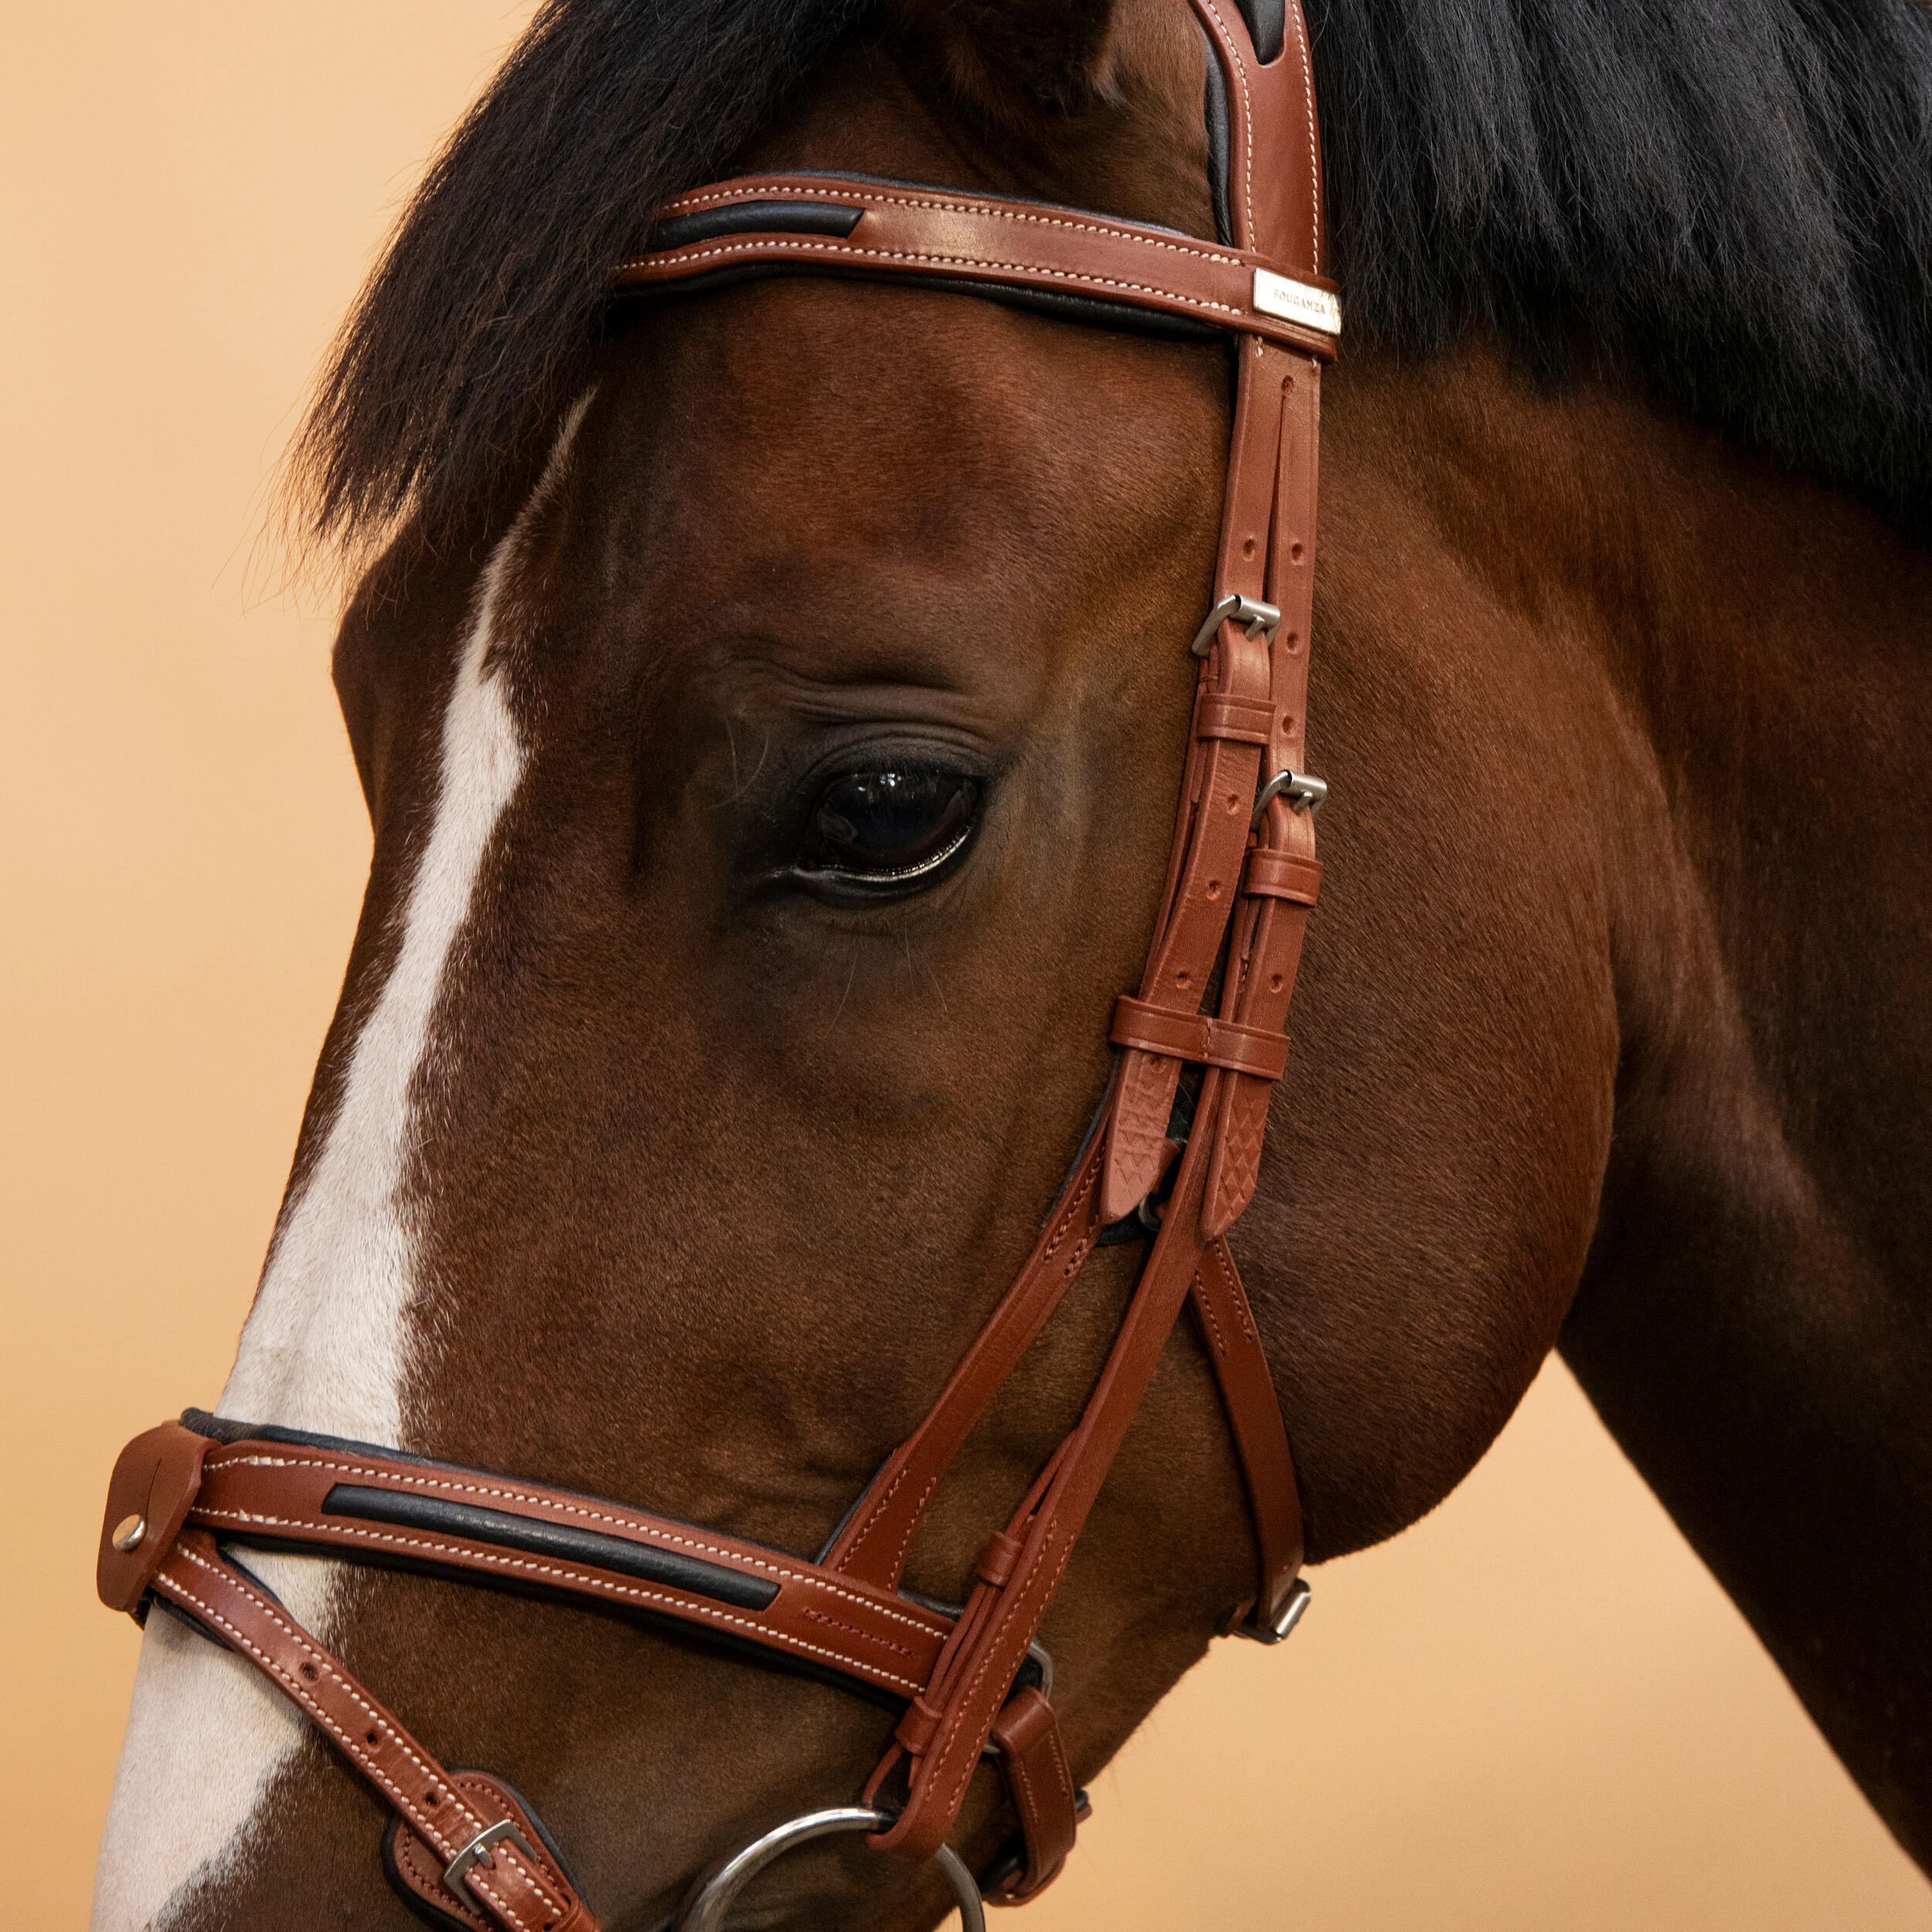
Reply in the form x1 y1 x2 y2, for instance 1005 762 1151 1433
1237 1576 1311 1645
1252 768 1328 825
442 1818 539 1896
1190 593 1282 658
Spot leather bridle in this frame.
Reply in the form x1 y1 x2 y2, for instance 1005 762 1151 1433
97 5 1337 1926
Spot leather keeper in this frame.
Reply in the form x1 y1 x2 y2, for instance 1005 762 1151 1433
1110 996 1291 1080
894 1697 944 1759
1243 848 1322 905
985 1688 1084 1903
98 1420 213 1614
1196 692 1276 746
976 1528 1025 1590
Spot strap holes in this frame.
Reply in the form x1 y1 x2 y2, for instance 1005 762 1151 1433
366 1728 380 1746
1227 792 1242 813
1270 973 1284 992
1206 879 1222 899
298 1662 319 1682
1175 969 1192 987
426 1789 440 1807
1242 536 1256 559
1290 542 1304 562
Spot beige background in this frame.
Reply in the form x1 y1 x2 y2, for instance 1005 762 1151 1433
3 5 1926 1927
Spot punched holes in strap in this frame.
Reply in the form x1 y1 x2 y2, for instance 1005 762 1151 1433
1243 848 1322 906
1110 995 1290 1081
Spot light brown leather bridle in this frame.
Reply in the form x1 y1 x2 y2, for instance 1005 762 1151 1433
97 5 1337 1925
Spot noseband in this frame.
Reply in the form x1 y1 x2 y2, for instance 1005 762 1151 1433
97 4 1338 1924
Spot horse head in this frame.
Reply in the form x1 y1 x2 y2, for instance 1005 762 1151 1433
99 0 1932 1923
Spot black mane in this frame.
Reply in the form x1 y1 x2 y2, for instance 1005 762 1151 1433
291 0 1932 555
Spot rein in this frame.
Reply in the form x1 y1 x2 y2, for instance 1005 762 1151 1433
96 5 1338 1924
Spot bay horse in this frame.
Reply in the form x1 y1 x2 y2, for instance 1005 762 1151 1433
92 0 1932 1926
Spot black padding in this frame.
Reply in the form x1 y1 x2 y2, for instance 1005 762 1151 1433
322 1484 779 1612
1201 21 1233 247
1234 0 1287 63
649 198 862 252
614 264 1223 342
182 1406 441 1468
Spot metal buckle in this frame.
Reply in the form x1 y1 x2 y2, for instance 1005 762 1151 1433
678 1806 986 1932
442 1818 539 1896
1251 768 1327 825
1236 1576 1311 1645
1190 592 1282 658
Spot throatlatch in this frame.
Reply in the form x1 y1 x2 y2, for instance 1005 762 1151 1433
97 3 1336 1923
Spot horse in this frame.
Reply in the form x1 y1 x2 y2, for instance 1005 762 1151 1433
90 0 1932 1925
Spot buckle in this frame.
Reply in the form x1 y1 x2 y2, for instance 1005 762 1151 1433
1236 1576 1311 1645
1190 593 1282 658
442 1818 539 1896
1252 768 1327 825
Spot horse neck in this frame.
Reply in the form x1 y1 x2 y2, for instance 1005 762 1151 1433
1339 333 1932 1861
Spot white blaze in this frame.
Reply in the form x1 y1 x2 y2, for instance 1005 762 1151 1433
90 401 589 1931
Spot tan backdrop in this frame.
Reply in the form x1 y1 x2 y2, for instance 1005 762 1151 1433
4 5 1926 1927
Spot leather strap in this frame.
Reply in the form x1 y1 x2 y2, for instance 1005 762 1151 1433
386 1773 588 1932
985 1688 1087 1903
1189 1238 1304 1625
614 173 1339 362
1109 995 1292 1080
1244 846 1322 903
821 1131 1110 1594
864 1131 1228 1862
149 1529 597 1932
134 1421 957 1700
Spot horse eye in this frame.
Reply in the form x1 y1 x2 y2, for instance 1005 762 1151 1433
797 766 981 890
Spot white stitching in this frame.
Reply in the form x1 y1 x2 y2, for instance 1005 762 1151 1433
1286 3 1322 260
835 1153 1099 1578
617 236 1247 318
460 1867 535 1932
163 1546 568 1926
190 1509 930 1695
1199 1 1256 247
159 1556 475 1845
940 1532 1078 1818
393 1828 492 1932
657 180 1237 267
213 1453 940 1638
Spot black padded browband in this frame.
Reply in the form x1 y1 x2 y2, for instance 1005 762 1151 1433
617 149 1245 344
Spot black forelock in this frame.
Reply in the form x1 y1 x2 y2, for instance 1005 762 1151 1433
291 0 1932 559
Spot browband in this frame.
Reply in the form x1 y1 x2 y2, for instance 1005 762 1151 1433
614 171 1342 354
97 3 1334 1925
